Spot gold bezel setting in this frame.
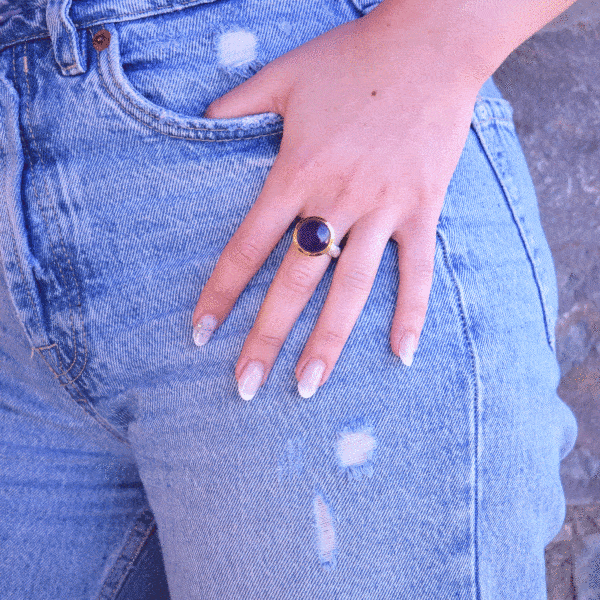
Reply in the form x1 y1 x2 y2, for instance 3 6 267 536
292 216 336 257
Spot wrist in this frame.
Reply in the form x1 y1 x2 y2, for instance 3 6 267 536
363 0 578 89
359 1 495 93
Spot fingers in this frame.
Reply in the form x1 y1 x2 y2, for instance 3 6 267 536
191 155 300 339
233 234 336 398
292 216 393 397
390 213 438 367
194 179 440 402
203 60 289 119
235 212 391 401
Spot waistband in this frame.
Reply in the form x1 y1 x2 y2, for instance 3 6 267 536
1 0 506 101
0 0 214 54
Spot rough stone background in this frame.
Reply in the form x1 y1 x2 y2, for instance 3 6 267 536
492 1 600 597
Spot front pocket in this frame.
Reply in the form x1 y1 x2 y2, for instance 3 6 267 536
471 97 558 353
91 21 284 142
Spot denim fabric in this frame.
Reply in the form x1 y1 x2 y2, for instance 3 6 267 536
0 0 578 599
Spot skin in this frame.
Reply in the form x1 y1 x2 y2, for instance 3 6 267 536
191 0 578 398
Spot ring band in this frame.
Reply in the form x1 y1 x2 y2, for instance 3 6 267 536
292 216 341 258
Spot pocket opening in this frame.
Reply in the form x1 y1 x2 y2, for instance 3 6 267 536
92 22 283 141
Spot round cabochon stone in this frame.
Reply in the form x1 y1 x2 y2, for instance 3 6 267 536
297 218 330 253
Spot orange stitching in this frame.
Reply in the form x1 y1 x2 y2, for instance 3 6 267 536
35 343 57 350
35 343 66 373
32 346 62 379
58 358 87 386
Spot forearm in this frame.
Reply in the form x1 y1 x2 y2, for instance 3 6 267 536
364 0 578 86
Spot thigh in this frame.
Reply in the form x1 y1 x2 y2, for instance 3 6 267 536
0 1 578 599
0 259 168 599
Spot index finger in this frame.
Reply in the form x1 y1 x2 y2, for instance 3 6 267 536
192 160 302 343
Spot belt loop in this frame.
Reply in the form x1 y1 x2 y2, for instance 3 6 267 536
46 0 87 76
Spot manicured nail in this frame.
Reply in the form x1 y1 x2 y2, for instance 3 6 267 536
193 315 218 347
238 360 264 401
398 333 417 367
298 358 326 399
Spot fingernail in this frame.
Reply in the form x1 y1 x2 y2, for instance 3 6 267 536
238 360 264 401
398 333 417 367
298 358 326 399
193 315 218 347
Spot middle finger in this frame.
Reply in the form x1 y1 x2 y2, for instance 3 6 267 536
234 211 349 400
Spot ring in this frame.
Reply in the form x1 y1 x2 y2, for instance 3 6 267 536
292 216 341 258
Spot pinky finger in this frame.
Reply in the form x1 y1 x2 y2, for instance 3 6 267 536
390 221 437 366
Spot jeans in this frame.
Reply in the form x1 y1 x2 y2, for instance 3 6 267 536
0 0 579 598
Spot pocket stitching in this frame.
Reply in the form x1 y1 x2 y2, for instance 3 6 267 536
21 42 89 380
471 100 556 353
94 23 284 141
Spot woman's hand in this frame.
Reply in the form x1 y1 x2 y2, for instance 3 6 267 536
192 7 485 400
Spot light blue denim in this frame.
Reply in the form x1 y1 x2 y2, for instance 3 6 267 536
0 1 579 599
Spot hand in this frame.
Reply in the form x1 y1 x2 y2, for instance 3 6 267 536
192 9 483 400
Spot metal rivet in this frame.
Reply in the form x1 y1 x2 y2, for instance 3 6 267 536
92 29 111 51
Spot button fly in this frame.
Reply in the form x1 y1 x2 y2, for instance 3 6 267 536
92 29 111 51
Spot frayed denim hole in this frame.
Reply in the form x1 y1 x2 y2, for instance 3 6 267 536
313 492 337 569
213 27 265 79
335 418 377 480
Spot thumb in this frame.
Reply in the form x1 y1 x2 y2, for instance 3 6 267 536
203 62 287 119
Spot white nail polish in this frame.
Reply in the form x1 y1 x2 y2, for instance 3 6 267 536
398 333 416 367
193 315 218 347
298 358 326 399
238 361 264 401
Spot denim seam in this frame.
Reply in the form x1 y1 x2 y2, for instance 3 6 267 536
0 0 216 53
474 117 513 127
3 46 49 345
19 41 127 443
98 53 282 139
22 41 89 380
96 508 158 600
35 342 66 373
9 46 79 377
436 227 481 600
19 43 76 375
71 393 131 445
471 113 555 354
95 26 283 140
2 183 50 348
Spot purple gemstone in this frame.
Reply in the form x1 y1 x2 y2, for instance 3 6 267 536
297 218 330 253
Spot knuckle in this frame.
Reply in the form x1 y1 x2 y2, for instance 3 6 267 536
405 210 432 233
254 330 286 349
315 327 346 348
374 182 389 203
341 267 373 294
419 179 446 201
284 263 316 295
412 259 434 281
294 150 320 175
208 271 239 304
283 152 314 183
289 147 330 182
202 285 237 310
228 237 263 270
